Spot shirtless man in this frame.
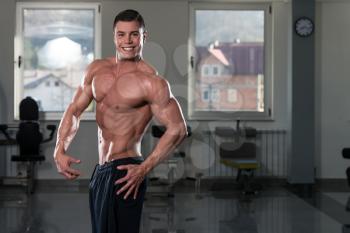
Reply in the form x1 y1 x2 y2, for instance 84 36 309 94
53 9 187 233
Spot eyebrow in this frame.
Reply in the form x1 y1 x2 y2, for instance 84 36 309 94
116 30 140 34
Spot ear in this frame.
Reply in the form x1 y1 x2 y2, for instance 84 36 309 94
143 31 148 42
112 31 117 42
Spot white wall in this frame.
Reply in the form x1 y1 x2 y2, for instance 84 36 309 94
0 0 15 177
0 0 291 180
315 0 350 178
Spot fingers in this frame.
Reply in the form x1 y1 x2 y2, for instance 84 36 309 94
61 171 79 180
58 155 81 179
66 167 81 176
115 177 127 185
58 164 80 178
117 181 142 200
133 184 140 199
116 165 130 170
123 184 135 200
68 157 81 164
54 154 81 180
115 164 144 199
114 165 132 184
116 180 132 195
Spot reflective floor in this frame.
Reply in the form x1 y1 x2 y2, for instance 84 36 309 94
1 182 350 233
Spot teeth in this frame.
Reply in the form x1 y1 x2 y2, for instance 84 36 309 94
123 47 133 51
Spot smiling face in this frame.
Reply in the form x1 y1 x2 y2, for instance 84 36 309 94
113 20 147 61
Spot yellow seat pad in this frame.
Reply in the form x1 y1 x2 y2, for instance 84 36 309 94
221 159 259 169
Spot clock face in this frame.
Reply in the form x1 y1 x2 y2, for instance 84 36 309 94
295 17 314 37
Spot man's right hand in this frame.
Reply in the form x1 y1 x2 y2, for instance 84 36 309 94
54 153 81 180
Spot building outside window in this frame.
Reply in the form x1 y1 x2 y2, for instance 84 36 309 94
202 89 209 102
189 3 272 120
212 65 219 76
202 65 210 77
227 88 238 103
14 2 101 119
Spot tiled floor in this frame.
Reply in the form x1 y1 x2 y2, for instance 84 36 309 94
1 183 350 233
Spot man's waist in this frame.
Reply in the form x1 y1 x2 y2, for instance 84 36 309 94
98 156 144 170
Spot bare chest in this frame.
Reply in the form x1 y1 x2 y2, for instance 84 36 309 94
92 69 148 111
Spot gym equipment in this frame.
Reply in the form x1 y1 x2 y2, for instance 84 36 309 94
0 96 56 194
215 121 261 196
342 148 350 211
150 125 191 197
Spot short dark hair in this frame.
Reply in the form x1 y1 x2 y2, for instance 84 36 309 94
113 9 145 31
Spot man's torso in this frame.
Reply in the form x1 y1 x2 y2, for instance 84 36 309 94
91 58 156 163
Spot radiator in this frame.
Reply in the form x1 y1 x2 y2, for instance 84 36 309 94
202 129 288 178
255 129 288 177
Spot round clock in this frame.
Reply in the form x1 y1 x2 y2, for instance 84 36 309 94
295 17 314 37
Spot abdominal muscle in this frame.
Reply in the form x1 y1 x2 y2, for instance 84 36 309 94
96 103 152 164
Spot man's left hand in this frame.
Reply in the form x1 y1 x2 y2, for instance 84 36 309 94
115 164 147 199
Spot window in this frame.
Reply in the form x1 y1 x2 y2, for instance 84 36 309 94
211 88 220 103
14 2 101 120
202 65 210 77
200 86 221 110
201 64 221 77
228 89 238 103
212 66 219 76
189 3 272 120
202 89 209 102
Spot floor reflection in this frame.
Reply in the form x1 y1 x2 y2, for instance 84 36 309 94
0 185 348 233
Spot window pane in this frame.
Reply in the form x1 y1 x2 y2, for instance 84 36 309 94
22 8 95 112
194 10 264 112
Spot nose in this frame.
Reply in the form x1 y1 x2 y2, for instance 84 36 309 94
126 34 132 44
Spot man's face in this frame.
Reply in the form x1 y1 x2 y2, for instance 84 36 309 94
114 20 146 60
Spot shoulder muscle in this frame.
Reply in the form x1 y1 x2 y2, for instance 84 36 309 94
146 75 172 106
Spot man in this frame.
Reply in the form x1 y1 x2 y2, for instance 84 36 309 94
53 9 187 233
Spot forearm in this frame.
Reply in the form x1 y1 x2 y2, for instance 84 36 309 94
142 125 187 173
54 104 81 158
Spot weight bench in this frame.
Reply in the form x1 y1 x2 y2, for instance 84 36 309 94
220 142 260 195
0 97 56 194
215 126 261 195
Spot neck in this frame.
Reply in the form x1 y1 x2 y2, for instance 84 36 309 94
114 55 141 76
115 54 142 64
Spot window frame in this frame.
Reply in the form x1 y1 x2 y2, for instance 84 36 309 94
14 2 101 120
188 2 273 121
227 88 238 103
201 64 211 77
212 65 220 77
201 88 210 102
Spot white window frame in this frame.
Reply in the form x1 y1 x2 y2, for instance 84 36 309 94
211 88 220 103
212 65 220 77
14 2 101 120
201 88 210 102
228 88 238 103
201 64 211 77
188 3 273 120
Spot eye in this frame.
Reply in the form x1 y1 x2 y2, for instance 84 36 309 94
131 32 140 37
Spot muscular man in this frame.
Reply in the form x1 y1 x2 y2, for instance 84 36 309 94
53 9 187 233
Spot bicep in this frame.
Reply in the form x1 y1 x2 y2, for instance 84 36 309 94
148 79 185 127
68 61 99 117
152 98 186 129
70 82 93 117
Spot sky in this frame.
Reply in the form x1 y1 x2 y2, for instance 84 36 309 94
195 10 265 46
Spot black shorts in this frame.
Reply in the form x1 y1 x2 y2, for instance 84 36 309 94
89 156 147 233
